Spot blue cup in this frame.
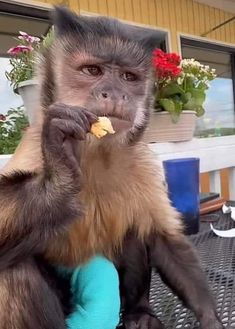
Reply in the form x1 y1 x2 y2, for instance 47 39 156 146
163 158 200 235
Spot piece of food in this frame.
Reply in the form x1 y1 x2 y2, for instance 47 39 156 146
91 117 115 138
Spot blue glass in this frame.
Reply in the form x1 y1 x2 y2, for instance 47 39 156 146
163 158 200 235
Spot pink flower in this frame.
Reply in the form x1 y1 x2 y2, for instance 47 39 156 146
7 45 33 55
19 31 28 37
18 31 40 43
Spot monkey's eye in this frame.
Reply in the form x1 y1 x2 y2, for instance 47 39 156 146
81 65 102 76
121 72 138 81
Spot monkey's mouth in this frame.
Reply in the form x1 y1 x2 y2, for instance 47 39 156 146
89 107 133 132
106 115 132 132
107 114 131 122
95 109 131 121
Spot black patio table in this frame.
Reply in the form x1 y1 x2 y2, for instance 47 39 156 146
149 201 235 328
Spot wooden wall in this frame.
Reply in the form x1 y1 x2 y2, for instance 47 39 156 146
36 0 235 52
201 169 230 200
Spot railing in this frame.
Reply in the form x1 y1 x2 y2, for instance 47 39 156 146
150 135 235 200
1 135 235 199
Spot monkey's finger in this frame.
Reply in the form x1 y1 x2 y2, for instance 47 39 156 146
62 138 82 178
48 103 83 122
50 118 87 141
67 108 94 133
74 108 98 128
55 104 98 131
72 107 98 125
48 103 97 132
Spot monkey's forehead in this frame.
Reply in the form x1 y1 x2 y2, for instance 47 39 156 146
58 35 152 68
53 10 157 53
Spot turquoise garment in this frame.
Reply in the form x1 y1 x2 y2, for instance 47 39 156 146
59 256 120 329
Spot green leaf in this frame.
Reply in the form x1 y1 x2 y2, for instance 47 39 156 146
159 98 183 123
171 99 183 123
181 91 192 104
0 107 29 154
184 77 194 90
197 81 208 90
183 89 206 110
159 98 175 113
195 105 205 117
160 83 184 98
191 89 206 105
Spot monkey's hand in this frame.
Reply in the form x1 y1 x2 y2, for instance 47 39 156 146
200 314 224 329
123 312 165 329
42 103 97 180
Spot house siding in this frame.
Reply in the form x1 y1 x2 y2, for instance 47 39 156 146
36 0 235 52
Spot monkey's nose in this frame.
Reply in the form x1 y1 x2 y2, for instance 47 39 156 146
101 92 108 99
122 94 129 101
97 90 129 102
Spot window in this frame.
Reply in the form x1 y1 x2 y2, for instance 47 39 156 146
0 3 50 115
181 38 235 137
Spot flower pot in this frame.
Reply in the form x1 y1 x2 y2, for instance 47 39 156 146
14 79 39 125
143 110 196 143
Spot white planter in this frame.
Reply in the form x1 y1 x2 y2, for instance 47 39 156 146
143 110 197 143
15 79 39 125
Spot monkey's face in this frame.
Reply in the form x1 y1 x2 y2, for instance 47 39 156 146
55 50 153 133
46 7 157 137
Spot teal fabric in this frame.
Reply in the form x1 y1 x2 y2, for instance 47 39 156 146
59 256 121 329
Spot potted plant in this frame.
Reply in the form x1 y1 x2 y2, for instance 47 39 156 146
0 107 29 155
143 49 216 143
5 30 54 125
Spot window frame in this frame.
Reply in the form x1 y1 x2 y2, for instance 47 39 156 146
180 36 235 110
0 1 51 56
0 0 50 20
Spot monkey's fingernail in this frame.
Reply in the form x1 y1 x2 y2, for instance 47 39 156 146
80 132 86 139
84 110 98 120
90 114 98 123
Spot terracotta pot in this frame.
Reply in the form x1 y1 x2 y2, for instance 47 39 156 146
14 79 39 125
143 110 196 143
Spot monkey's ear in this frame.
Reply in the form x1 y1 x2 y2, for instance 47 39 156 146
129 26 159 53
139 32 160 53
52 6 80 36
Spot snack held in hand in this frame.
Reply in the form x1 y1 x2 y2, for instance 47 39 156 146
91 117 115 138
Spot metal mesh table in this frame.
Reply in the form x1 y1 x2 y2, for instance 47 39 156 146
150 204 235 328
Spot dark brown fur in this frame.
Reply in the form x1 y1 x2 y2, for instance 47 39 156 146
0 7 223 329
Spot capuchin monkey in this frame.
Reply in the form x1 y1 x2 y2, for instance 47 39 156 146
0 6 223 329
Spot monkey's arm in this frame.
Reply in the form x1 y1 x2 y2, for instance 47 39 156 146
0 103 97 270
0 169 81 271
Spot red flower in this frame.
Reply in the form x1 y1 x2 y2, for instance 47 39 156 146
152 49 182 80
0 114 6 121
7 45 33 55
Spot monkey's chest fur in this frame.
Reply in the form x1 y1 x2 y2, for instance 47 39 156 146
45 140 180 266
